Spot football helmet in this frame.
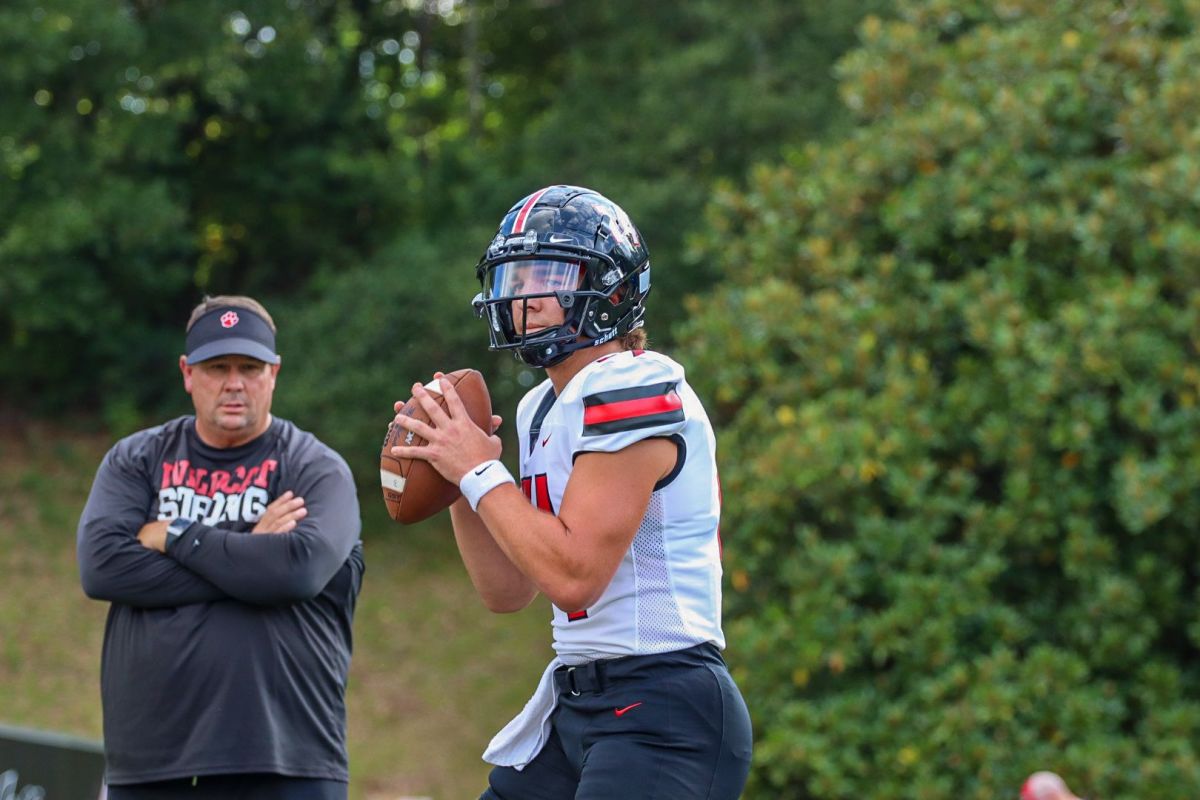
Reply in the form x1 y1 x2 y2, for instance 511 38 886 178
473 185 651 368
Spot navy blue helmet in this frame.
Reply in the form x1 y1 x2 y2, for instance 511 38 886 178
473 185 651 368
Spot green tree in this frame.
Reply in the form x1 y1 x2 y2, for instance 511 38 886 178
0 0 414 423
1 0 880 432
0 0 193 421
678 2 1200 797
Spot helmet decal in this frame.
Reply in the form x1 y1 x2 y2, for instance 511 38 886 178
511 187 551 234
591 203 640 250
615 208 640 248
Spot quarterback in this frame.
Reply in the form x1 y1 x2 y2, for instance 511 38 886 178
389 185 752 799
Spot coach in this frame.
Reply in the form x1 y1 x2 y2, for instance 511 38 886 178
77 295 363 800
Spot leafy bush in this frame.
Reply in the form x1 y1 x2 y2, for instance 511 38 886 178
678 2 1200 797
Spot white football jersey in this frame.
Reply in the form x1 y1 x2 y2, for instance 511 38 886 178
513 349 726 663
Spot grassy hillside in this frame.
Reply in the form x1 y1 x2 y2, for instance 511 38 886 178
0 419 549 799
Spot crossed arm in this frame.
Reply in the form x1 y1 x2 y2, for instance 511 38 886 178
77 446 359 608
135 490 307 551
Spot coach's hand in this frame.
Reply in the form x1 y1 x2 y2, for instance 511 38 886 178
136 520 169 553
252 490 307 533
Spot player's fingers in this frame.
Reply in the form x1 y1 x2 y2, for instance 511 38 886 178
411 382 452 427
389 443 434 461
491 414 503 432
391 411 437 441
394 400 406 412
440 377 470 420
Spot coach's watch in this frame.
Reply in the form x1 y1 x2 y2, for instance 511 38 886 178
165 517 195 552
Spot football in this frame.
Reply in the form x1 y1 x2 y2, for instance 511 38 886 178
380 369 493 524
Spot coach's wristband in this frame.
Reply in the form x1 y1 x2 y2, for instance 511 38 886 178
459 460 515 512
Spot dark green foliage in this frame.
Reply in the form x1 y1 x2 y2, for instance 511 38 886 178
0 0 413 422
678 2 1200 797
489 0 888 314
0 0 876 433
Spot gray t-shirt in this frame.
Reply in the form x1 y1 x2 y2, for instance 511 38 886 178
76 416 363 784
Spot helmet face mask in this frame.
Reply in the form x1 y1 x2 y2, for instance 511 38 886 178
474 186 651 368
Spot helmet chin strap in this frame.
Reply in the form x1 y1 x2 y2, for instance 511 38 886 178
517 339 571 368
515 320 628 369
511 293 586 368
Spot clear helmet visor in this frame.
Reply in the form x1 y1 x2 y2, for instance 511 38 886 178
486 259 585 299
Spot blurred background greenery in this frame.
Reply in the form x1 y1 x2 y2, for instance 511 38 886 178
3 0 1200 798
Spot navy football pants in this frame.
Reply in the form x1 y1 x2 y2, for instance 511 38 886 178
481 643 753 800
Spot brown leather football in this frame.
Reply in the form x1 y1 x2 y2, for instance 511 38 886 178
380 369 493 524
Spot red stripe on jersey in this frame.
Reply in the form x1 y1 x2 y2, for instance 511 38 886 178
567 610 588 621
512 187 550 233
534 473 554 513
584 392 682 426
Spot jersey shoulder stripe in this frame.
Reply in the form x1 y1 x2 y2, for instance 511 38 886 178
582 381 684 436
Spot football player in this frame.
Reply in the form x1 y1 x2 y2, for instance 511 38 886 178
390 185 753 799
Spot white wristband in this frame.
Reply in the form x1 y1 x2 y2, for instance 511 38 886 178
459 459 516 512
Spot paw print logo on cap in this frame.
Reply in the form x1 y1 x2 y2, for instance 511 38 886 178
220 311 240 328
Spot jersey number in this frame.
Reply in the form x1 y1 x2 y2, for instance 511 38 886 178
521 474 585 620
520 473 555 514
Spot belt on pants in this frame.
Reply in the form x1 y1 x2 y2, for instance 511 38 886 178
551 642 722 696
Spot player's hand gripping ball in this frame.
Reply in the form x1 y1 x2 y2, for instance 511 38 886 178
380 369 493 524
